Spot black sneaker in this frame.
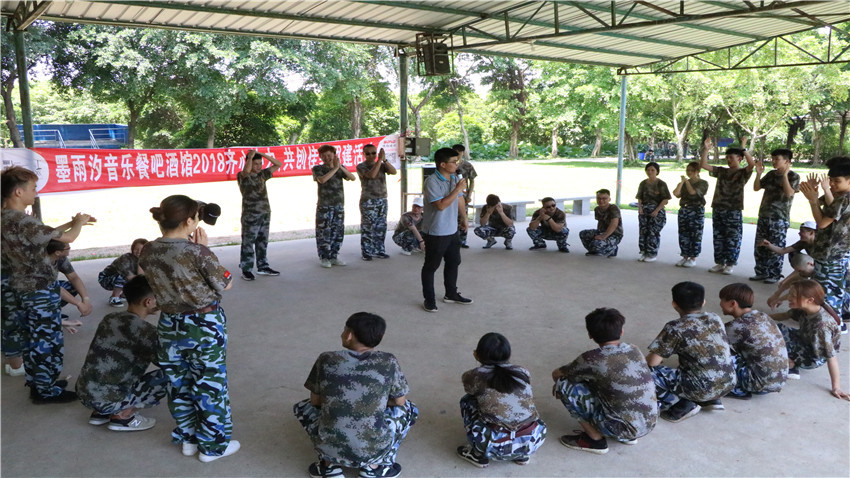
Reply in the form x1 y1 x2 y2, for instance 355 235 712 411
359 463 402 478
256 267 280 276
375 253 390 259
241 270 255 281
558 247 570 253
361 254 373 261
787 367 801 379
698 399 724 410
443 294 473 305
660 399 700 423
422 301 438 313
763 277 780 284
513 455 530 465
32 389 77 404
456 445 489 468
30 379 68 399
308 461 343 478
841 323 848 335
529 244 547 250
726 390 752 400
749 275 768 281
89 412 111 426
559 432 609 454
460 242 470 249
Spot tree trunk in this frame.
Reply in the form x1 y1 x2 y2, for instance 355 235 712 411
351 96 363 139
839 111 849 156
127 108 139 149
448 80 470 160
785 116 805 148
591 128 602 157
206 119 216 148
509 122 519 158
550 127 558 158
1 76 24 148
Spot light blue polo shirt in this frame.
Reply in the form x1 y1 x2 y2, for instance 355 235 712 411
421 170 463 236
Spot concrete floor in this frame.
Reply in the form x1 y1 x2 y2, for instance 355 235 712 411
2 210 848 477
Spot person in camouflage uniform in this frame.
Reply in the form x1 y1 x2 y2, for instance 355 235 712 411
751 149 800 283
473 194 516 250
392 197 424 255
453 144 477 248
237 149 282 280
553 308 657 455
700 137 755 275
294 312 417 478
646 282 736 422
771 280 849 400
718 283 787 398
455 333 546 468
800 157 850 334
313 145 356 268
46 240 92 326
580 189 622 258
357 144 396 260
527 198 569 252
672 162 709 267
1 166 95 403
139 194 239 462
636 162 671 262
1 265 25 376
96 238 146 306
76 275 168 431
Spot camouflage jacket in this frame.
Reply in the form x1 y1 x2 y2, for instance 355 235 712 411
725 310 788 392
636 179 672 205
138 238 231 315
237 168 273 214
710 166 752 211
595 204 623 237
356 161 390 200
811 192 850 261
101 253 138 279
678 179 709 208
788 307 841 360
478 204 515 229
0 209 62 292
649 312 736 402
75 311 158 405
462 363 539 430
305 349 409 467
312 165 347 207
394 212 422 235
757 170 800 220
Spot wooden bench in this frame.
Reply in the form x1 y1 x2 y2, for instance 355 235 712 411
470 200 536 223
551 196 594 215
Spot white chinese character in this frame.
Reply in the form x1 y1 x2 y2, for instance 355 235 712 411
180 152 193 177
282 149 295 171
339 144 353 167
55 155 71 183
224 150 238 174
71 155 87 182
296 147 308 171
136 153 150 180
104 154 119 182
121 154 135 180
165 152 179 178
150 154 165 178
308 148 320 168
88 154 102 182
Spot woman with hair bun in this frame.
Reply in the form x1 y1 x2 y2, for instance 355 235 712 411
139 195 239 462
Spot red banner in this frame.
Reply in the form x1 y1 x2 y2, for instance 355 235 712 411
0 135 400 194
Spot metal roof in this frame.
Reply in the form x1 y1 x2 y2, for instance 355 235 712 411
3 1 850 70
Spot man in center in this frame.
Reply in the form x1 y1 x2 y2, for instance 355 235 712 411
357 144 396 261
421 148 473 313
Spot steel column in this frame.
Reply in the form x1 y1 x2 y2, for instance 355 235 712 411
399 49 409 211
616 75 627 206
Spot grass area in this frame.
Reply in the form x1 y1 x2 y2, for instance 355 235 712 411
530 160 621 169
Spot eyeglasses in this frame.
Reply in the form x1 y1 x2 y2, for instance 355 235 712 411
364 152 378 156
446 160 459 164
543 204 556 209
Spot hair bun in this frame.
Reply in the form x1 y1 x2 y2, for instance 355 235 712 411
150 206 163 221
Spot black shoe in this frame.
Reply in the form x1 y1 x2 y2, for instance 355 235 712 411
787 367 801 379
697 399 724 410
559 432 609 454
456 445 489 468
460 242 470 249
749 275 768 281
359 463 402 478
763 277 780 284
361 254 373 261
375 253 390 259
256 267 280 276
529 244 547 250
726 390 752 400
422 301 438 313
30 379 68 398
559 247 570 253
32 389 77 404
660 399 700 423
241 270 255 281
308 461 343 478
443 294 473 305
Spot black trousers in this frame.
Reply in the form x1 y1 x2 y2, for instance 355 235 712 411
421 232 462 304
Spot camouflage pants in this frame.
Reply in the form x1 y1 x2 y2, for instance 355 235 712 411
728 354 783 396
316 205 345 260
81 368 169 415
526 226 570 251
293 398 418 467
754 217 789 279
57 280 78 309
19 283 65 397
678 206 705 258
553 378 638 440
158 308 232 456
360 198 388 257
638 204 666 257
473 225 516 241
1 273 25 358
97 271 127 291
813 257 848 313
777 322 834 370
392 231 421 253
712 209 743 266
240 212 271 271
459 394 546 460
650 365 690 411
579 229 621 257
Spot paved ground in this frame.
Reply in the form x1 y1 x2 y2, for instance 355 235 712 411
2 210 848 477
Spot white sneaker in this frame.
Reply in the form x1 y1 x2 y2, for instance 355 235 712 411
199 440 241 463
643 255 657 263
108 297 124 307
722 265 734 275
5 363 25 376
675 258 687 267
400 250 412 256
182 443 199 456
708 264 724 273
330 258 347 266
107 414 156 432
320 259 332 268
637 255 646 262
683 258 696 268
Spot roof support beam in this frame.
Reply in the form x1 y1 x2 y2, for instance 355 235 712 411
6 0 50 31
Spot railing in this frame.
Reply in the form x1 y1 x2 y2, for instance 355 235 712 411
16 127 66 148
88 127 128 149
